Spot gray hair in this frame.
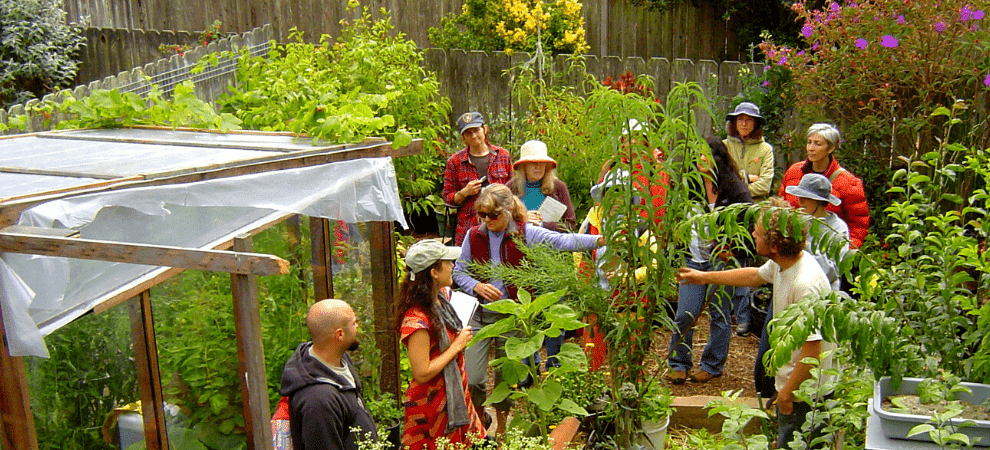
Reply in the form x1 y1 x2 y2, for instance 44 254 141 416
806 123 841 150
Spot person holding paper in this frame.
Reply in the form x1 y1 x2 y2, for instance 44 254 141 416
508 140 576 232
394 239 487 450
454 183 605 436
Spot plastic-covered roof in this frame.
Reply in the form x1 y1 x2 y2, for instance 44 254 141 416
1 128 366 203
0 128 411 357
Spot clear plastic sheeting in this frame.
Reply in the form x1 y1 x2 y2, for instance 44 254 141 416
0 173 103 201
1 157 408 357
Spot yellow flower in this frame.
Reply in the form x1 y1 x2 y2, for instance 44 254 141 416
347 0 359 7
585 342 595 348
525 17 537 31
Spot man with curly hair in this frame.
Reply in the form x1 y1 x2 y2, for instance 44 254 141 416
675 197 836 448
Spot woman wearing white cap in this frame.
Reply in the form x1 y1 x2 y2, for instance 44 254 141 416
723 102 774 202
394 240 487 449
508 140 576 232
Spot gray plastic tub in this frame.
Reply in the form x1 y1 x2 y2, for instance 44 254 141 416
874 377 990 447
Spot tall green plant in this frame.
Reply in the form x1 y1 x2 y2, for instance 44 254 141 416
0 0 84 108
215 4 451 217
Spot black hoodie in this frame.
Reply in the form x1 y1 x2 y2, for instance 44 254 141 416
279 342 378 450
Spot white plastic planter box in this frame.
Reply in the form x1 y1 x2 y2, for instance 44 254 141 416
874 377 990 447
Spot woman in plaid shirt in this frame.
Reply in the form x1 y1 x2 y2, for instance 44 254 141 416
442 112 513 245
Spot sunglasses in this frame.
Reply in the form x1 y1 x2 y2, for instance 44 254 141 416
477 211 503 220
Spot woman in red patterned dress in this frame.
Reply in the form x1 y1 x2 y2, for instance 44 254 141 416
394 239 487 449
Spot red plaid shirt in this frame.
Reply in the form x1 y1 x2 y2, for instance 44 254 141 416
442 144 513 244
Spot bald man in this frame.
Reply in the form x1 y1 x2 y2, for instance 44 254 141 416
279 299 377 450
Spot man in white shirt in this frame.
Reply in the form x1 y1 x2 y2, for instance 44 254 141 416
676 198 835 448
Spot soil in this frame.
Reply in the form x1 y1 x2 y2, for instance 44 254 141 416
882 395 990 421
654 314 762 399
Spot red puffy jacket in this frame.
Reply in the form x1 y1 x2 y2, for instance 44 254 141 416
779 156 870 248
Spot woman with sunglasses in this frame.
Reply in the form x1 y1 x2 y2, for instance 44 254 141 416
452 183 604 436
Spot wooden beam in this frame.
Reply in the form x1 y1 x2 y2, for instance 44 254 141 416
230 235 273 450
368 221 400 399
91 211 294 315
0 229 289 276
310 217 334 301
0 301 38 450
127 291 168 450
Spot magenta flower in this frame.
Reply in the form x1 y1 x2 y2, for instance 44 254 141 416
881 35 899 47
802 23 814 38
985 73 990 86
975 10 985 20
762 81 770 87
855 38 869 49
936 21 947 32
897 14 906 24
830 2 840 12
778 56 788 65
960 6 974 21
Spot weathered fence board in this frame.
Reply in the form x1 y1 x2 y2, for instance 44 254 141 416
63 0 745 61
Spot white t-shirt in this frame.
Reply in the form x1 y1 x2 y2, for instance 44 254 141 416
758 251 836 392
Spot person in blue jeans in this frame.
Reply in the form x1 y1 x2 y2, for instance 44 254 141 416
665 137 752 384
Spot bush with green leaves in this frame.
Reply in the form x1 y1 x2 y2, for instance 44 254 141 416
428 0 589 55
215 4 451 217
761 0 990 161
468 288 589 442
0 0 84 108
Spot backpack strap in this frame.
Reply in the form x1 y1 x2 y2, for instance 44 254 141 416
828 167 847 183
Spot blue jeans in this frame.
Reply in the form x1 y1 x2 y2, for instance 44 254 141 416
732 286 752 326
667 259 734 375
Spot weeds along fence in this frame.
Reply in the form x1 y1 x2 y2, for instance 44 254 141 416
0 26 761 136
62 0 740 61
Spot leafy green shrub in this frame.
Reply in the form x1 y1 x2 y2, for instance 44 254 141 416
0 0 84 108
428 0 589 55
36 82 242 131
216 4 451 217
761 0 990 160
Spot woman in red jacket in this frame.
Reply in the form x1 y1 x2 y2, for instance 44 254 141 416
779 123 869 248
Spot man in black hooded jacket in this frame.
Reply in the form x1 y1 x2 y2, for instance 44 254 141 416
279 299 377 450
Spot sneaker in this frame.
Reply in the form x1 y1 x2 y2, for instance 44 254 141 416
688 368 721 383
735 322 751 337
664 369 687 385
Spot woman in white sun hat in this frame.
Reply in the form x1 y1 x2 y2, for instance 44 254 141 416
508 140 576 232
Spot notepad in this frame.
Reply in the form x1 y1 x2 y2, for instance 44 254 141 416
449 290 480 328
537 196 567 223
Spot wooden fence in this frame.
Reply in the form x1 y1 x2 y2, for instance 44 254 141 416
62 0 743 61
428 50 764 137
2 28 763 136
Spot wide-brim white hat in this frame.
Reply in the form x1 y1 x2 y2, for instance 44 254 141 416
514 140 557 169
